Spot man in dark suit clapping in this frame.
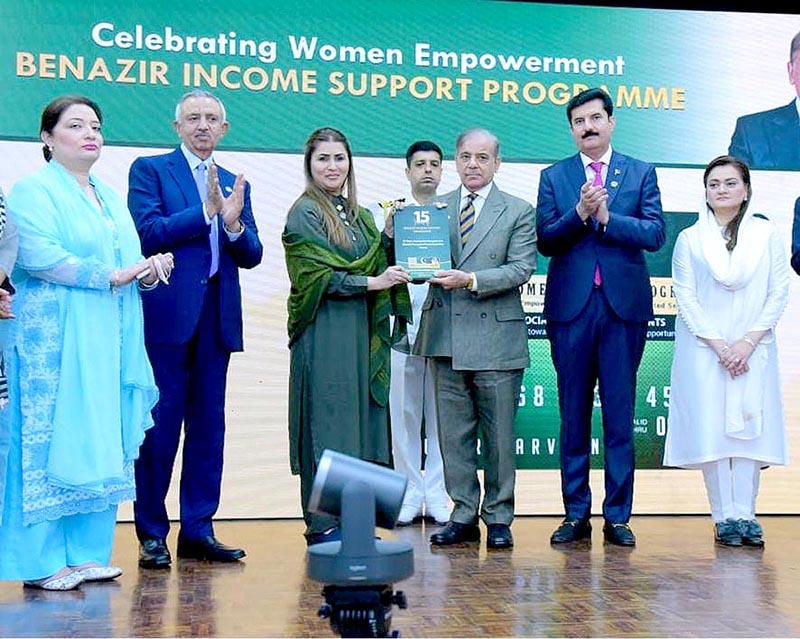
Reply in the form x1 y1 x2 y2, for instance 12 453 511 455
537 88 665 547
128 90 263 568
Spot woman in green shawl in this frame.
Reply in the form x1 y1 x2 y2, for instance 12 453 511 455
283 127 411 546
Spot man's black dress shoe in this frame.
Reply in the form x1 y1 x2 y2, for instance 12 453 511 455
139 538 171 569
429 521 480 546
486 523 513 549
550 518 592 544
603 522 636 547
177 536 246 562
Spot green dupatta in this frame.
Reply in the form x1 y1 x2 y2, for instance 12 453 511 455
283 205 411 407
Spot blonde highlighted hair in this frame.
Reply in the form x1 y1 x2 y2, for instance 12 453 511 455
299 127 358 249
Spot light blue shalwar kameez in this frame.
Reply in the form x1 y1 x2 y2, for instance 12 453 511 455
0 161 158 581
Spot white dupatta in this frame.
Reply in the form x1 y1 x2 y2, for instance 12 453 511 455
698 203 771 440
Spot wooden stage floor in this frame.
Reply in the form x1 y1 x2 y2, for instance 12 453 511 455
0 516 798 637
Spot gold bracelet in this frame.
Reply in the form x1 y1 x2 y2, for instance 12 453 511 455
743 336 757 349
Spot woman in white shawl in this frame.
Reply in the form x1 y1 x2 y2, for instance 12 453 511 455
664 155 789 548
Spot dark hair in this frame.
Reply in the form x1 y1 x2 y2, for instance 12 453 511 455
791 30 800 63
300 127 357 248
40 95 102 162
405 140 443 167
566 87 613 122
703 155 752 252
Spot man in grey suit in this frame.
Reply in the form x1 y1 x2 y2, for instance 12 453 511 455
414 128 536 550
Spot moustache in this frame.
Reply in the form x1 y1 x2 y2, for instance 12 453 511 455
582 131 599 139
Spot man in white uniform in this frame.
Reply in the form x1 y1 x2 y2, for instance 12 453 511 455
379 141 450 526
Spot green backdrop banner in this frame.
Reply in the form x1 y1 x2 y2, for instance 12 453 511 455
2 1 797 164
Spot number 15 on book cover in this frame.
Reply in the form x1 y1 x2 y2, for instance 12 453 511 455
393 204 452 283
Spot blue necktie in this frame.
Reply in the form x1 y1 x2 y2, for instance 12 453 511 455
195 162 219 277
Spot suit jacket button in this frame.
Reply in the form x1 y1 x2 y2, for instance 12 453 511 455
200 278 208 285
480 312 487 319
436 300 443 307
490 253 497 259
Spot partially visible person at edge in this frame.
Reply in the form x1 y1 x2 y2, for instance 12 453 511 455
664 155 789 548
380 140 450 527
0 95 170 591
788 192 800 275
282 127 412 546
0 186 17 411
728 30 800 170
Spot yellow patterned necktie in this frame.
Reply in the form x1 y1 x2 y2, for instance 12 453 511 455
459 192 477 246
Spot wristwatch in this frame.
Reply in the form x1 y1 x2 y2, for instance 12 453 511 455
465 272 476 290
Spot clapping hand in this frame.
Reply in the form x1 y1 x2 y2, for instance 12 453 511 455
576 179 607 222
207 163 245 233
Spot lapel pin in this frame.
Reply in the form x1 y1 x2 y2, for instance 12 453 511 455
614 168 621 176
224 186 233 193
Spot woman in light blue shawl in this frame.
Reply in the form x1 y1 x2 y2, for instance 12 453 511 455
0 96 173 591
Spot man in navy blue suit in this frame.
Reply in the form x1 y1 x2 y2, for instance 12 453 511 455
128 90 263 567
728 30 800 170
537 88 665 547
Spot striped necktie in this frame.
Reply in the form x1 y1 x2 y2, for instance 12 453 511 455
459 192 477 246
